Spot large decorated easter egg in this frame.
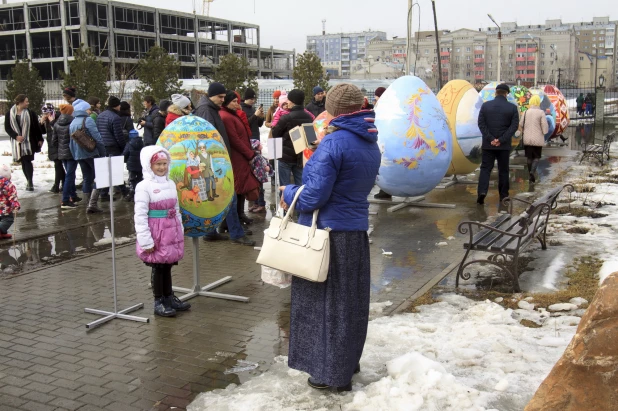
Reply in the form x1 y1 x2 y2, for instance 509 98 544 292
545 115 556 141
437 80 483 176
510 85 531 113
543 84 569 137
479 82 521 149
157 115 233 237
375 76 453 197
480 81 518 106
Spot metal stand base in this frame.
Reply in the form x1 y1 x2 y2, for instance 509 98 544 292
436 175 477 189
369 195 456 212
85 303 149 329
172 237 249 303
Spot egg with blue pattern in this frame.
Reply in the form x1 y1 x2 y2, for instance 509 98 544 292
375 76 453 197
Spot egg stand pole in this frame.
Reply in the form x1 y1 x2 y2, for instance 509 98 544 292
85 156 149 329
171 237 249 302
436 175 478 189
368 196 456 212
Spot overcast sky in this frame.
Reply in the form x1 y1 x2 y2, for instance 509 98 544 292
16 0 616 52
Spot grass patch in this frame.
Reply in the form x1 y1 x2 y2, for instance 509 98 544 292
573 185 596 193
459 255 601 312
405 291 438 313
520 319 543 328
553 206 608 219
566 227 590 234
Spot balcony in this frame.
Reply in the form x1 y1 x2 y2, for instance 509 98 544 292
516 48 527 53
475 74 484 79
440 51 450 56
516 57 526 62
474 58 484 63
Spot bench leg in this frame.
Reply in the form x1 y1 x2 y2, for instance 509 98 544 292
511 255 522 293
455 249 472 288
537 231 547 250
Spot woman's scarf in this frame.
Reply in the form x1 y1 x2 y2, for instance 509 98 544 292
9 105 31 162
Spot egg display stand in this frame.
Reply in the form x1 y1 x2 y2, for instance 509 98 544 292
369 196 456 212
171 237 249 303
85 156 149 329
436 175 478 189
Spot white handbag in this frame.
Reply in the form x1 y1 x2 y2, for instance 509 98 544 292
256 186 330 282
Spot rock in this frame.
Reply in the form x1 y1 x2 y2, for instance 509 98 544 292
518 300 535 311
525 272 618 411
569 297 588 307
547 303 578 312
524 296 535 302
494 297 504 303
495 379 509 391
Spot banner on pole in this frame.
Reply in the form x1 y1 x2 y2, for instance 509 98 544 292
266 138 283 160
94 156 125 188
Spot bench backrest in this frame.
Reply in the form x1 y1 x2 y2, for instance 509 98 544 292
521 184 572 228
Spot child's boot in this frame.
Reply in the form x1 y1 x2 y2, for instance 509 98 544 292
165 294 191 312
154 297 176 317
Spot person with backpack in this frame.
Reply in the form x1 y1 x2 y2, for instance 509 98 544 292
54 104 78 208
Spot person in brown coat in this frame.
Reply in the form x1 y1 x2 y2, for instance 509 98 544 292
219 91 260 225
519 95 548 183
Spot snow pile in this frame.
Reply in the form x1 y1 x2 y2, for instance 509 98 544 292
188 294 577 411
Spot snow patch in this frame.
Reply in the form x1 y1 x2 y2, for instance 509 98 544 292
541 252 565 291
547 303 578 312
598 260 618 285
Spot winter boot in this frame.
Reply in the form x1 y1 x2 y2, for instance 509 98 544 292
373 190 391 200
87 189 103 214
239 214 253 225
154 297 176 317
26 180 34 192
165 295 191 312
123 189 135 202
49 184 59 193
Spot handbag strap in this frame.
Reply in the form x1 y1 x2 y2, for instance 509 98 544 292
281 185 320 233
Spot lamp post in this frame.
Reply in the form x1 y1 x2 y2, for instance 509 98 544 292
488 14 501 82
599 73 605 88
527 34 539 87
550 44 560 88
431 0 442 89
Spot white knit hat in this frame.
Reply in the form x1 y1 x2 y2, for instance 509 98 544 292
0 164 12 181
171 94 191 109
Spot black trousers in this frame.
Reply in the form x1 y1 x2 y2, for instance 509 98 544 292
151 264 173 299
128 171 143 191
237 193 246 216
20 154 34 184
477 149 510 199
53 159 65 187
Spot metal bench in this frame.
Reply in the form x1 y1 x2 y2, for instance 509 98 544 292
580 132 615 166
455 184 574 292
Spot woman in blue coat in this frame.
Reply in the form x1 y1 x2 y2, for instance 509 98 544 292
69 100 107 213
280 84 381 392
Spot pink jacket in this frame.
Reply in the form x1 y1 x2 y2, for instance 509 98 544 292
134 145 185 264
271 107 316 127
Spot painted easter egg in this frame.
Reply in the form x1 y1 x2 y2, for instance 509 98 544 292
303 111 333 165
479 82 521 149
157 115 233 237
480 81 518 106
545 115 556 141
543 84 570 137
510 85 531 113
437 80 483 175
375 76 453 197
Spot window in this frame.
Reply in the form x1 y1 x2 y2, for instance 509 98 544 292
425 49 429 54
455 56 460 61
508 54 513 59
488 63 492 68
467 63 471 68
577 31 580 35
509 45 513 50
541 70 545 75
541 44 545 49
550 52 554 57
541 53 545 58
456 47 460 52
600 36 604 40
550 60 554 65
466 71 471 76
541 61 545 66
466 56 470 60
592 44 596 48
593 37 596 41
593 30 596 34
580 56 584 61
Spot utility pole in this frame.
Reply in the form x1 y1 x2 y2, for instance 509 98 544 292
557 67 562 89
431 0 442 89
488 14 501 82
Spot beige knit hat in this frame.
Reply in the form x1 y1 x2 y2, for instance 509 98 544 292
325 84 364 117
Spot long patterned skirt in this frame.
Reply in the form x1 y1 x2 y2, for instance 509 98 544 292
288 231 371 387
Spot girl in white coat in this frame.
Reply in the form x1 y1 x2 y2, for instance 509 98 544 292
135 145 190 317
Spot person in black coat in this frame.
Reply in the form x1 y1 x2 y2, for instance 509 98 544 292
122 129 144 201
4 94 45 191
152 99 171 146
305 86 326 117
240 88 265 141
272 89 314 189
40 103 65 193
476 83 520 204
119 101 135 144
139 95 159 146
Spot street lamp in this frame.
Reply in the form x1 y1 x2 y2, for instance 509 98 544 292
527 34 539 87
431 0 442 89
550 44 560 88
406 1 420 76
488 14 501 82
599 74 605 88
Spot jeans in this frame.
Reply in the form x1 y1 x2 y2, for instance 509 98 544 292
205 190 245 240
78 158 96 194
278 161 303 194
62 160 78 202
477 149 510 199
0 214 14 234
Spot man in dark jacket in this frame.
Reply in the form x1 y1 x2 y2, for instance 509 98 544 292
305 86 326 117
477 83 519 204
152 99 171 145
272 89 314 189
139 95 159 146
240 88 264 141
96 96 126 156
195 82 253 245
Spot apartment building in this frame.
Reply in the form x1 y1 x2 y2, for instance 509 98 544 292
0 0 294 81
306 30 387 77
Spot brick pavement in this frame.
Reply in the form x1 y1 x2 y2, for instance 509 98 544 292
0 174 531 410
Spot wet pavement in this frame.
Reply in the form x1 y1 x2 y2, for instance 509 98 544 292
0 133 602 411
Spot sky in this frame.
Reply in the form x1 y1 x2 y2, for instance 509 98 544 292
13 0 616 52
